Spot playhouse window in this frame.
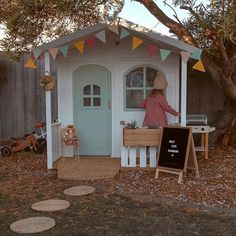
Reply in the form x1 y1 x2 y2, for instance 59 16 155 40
82 84 101 108
125 66 158 109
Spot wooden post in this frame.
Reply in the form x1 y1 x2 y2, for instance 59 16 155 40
121 146 128 167
149 146 157 167
204 133 209 160
181 58 187 126
129 147 136 167
45 51 53 169
139 147 147 167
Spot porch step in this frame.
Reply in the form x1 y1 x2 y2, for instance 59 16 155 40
57 157 120 181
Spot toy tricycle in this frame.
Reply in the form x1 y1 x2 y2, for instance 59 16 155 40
1 133 42 157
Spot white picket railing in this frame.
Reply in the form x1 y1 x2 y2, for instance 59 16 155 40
51 122 61 164
121 146 157 168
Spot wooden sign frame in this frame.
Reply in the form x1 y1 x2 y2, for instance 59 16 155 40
155 126 199 183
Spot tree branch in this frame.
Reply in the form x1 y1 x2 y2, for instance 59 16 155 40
163 1 182 24
134 0 197 46
180 5 201 21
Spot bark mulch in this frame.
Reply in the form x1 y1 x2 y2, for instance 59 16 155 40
1 147 236 235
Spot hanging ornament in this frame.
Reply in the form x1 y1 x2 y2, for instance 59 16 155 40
40 72 56 91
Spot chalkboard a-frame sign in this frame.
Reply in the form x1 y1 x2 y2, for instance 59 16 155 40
155 126 199 183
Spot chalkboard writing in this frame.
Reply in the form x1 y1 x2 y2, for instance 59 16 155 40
157 127 191 170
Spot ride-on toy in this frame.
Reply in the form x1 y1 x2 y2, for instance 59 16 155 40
1 134 42 157
34 122 47 147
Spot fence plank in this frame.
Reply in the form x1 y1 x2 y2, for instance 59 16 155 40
0 53 57 139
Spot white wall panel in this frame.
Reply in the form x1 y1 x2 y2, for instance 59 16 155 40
56 31 180 157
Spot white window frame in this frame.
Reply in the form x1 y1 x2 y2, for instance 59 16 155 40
124 65 160 110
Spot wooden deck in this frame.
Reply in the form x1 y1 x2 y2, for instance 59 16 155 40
56 157 121 181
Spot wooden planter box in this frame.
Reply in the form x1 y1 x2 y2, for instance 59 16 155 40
123 128 161 147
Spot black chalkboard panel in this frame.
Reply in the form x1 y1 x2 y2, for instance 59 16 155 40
157 127 191 170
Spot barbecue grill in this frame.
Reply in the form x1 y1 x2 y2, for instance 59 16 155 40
186 115 207 125
186 114 215 133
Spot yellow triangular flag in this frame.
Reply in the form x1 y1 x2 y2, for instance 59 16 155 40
74 40 85 54
24 58 36 69
132 36 143 50
193 59 206 72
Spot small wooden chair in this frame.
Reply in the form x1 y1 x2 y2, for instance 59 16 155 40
61 125 79 160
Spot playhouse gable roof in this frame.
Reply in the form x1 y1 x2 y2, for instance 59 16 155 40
37 18 198 54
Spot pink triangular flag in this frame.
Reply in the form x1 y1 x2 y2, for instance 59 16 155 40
49 48 59 60
148 45 158 56
85 37 96 47
30 53 35 60
181 51 191 64
108 25 119 35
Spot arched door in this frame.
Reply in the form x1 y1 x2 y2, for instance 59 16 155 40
73 65 111 156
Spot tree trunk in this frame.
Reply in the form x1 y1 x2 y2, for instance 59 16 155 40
209 98 236 146
135 0 236 145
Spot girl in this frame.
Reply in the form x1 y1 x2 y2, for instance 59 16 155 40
142 73 180 127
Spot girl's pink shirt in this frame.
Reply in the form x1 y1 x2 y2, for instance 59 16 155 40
142 94 178 127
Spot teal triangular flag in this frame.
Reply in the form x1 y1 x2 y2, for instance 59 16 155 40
33 48 41 59
190 49 202 60
95 30 106 43
59 45 69 58
120 28 130 39
160 49 171 62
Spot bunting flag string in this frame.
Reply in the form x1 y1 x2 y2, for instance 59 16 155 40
193 59 206 72
95 30 106 43
181 51 191 64
190 49 202 60
160 49 171 62
74 40 85 54
132 36 143 50
24 57 36 69
33 48 41 59
27 26 205 73
108 25 119 35
120 28 130 39
59 45 69 58
148 45 158 56
85 37 96 47
49 48 59 60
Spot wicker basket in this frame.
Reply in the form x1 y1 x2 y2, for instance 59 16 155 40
40 75 55 91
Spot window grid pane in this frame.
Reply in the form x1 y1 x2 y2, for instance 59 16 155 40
93 98 101 106
93 85 100 95
125 66 158 109
83 85 91 95
83 98 91 106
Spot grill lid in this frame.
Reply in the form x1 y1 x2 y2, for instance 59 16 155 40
186 114 207 125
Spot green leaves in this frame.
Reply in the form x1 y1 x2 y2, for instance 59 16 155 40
0 0 124 58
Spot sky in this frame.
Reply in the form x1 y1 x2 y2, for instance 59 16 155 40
119 0 188 36
0 1 205 39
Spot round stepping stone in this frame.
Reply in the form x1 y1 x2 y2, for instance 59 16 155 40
10 217 55 234
31 199 70 212
63 186 95 196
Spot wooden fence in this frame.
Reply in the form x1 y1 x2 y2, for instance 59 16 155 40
0 54 226 139
0 53 57 139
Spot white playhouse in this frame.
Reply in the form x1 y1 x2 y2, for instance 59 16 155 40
35 19 201 169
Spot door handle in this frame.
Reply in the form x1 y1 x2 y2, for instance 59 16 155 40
108 100 111 109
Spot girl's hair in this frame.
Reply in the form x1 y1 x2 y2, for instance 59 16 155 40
151 89 164 96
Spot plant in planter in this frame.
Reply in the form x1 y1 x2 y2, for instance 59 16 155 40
124 120 138 129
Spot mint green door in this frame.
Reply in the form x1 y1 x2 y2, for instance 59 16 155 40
73 65 111 156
